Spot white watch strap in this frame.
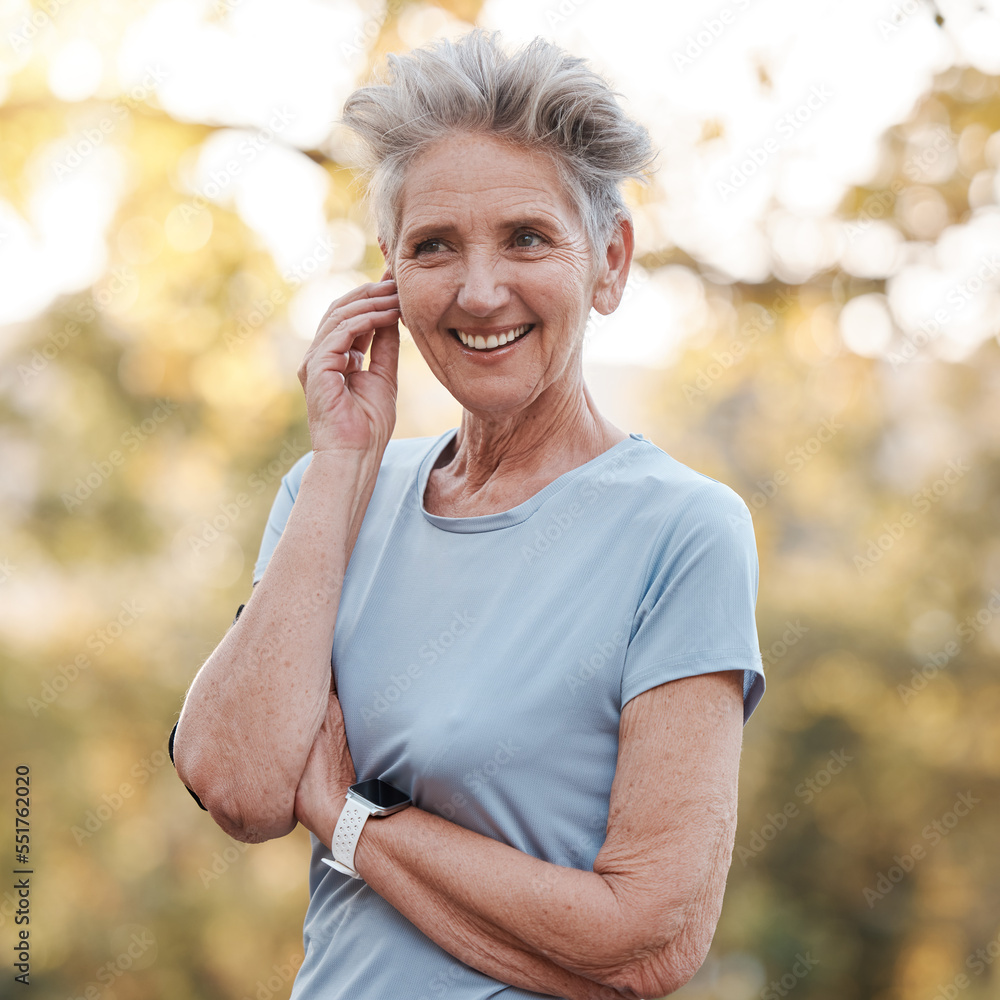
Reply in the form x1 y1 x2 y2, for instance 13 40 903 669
329 797 369 878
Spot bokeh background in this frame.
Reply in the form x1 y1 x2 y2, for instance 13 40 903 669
2 0 1000 997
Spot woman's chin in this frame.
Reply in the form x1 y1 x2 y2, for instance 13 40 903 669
446 380 543 421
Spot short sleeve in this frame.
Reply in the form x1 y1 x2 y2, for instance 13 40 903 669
621 483 765 725
252 452 313 585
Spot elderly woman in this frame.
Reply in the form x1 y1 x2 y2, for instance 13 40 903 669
172 28 765 1000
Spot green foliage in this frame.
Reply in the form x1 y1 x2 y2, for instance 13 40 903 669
1 9 998 1000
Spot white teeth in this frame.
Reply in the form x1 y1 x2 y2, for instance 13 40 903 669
456 324 531 351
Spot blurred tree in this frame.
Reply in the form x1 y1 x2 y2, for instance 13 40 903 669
0 5 998 1000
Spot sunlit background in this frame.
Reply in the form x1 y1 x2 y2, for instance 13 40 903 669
2 0 1000 997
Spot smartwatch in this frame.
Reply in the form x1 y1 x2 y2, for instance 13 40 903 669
322 779 411 879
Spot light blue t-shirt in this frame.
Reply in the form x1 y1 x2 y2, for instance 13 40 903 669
253 427 765 1000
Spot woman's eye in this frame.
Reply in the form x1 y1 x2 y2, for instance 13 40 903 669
415 239 444 254
514 232 544 248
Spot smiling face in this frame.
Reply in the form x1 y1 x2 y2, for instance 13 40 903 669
385 132 631 419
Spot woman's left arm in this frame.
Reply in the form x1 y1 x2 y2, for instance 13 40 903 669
296 668 745 999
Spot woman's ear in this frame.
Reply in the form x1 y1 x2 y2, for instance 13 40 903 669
591 216 634 316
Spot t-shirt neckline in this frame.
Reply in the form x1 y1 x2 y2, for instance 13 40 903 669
415 427 647 533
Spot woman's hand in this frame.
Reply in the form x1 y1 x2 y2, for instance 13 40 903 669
293 685 357 848
297 269 401 456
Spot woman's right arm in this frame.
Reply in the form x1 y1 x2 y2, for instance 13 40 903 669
171 277 401 844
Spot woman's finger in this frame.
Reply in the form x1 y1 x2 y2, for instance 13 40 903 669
314 292 399 343
313 306 401 362
305 308 401 388
354 323 378 355
301 290 397 382
305 305 398 379
313 282 398 342
366 321 400 393
304 279 398 382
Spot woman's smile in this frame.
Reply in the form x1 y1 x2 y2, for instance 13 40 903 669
450 323 535 352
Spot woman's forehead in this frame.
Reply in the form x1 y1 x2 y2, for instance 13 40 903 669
397 135 581 236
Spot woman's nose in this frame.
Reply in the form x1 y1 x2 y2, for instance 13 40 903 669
455 255 511 316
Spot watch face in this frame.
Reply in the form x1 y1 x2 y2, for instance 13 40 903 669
351 779 410 810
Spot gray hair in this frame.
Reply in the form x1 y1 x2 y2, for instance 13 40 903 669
339 28 657 263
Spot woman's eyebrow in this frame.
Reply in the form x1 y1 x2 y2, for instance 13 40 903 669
497 215 562 231
401 221 457 245
402 215 564 244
